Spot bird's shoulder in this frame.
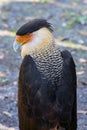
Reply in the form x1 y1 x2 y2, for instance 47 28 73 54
19 55 41 82
61 50 75 67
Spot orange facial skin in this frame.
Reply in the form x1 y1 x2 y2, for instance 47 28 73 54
16 34 33 45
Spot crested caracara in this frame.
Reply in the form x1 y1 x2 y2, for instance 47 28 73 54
13 19 77 130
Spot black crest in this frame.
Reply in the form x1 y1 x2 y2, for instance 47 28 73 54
16 19 53 36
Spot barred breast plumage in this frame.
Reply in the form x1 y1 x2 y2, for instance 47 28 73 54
31 43 63 86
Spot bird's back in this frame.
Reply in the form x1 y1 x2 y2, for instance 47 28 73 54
18 47 77 130
18 45 64 128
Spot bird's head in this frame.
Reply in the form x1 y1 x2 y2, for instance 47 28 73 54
13 19 54 58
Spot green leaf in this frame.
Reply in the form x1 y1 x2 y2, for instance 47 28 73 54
39 0 49 3
76 16 87 23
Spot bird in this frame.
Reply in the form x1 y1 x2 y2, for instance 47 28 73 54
13 19 77 130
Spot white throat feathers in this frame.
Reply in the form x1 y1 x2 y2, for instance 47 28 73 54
21 27 63 84
21 27 54 58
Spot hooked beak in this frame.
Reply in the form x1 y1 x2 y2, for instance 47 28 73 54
13 41 21 52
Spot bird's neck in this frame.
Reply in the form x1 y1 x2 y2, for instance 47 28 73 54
21 27 63 83
21 28 55 59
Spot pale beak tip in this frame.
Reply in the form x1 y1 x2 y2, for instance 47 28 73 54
13 41 21 52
